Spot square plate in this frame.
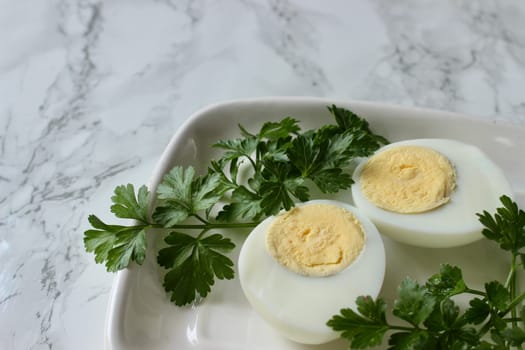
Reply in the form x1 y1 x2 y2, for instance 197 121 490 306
105 97 525 350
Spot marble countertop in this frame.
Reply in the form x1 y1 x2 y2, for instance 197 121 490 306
2 0 525 349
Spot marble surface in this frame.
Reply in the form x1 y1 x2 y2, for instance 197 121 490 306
2 0 525 349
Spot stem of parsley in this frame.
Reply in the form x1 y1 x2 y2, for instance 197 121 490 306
504 290 525 316
151 222 260 230
477 253 523 339
465 287 487 297
507 254 518 326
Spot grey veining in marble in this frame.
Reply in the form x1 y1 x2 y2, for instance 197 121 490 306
1 0 525 349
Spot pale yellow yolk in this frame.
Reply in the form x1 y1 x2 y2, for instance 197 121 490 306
265 203 365 277
360 145 456 213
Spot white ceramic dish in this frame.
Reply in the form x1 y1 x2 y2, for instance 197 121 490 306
105 97 525 350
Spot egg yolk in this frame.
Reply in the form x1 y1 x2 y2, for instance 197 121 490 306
265 203 365 277
359 145 456 213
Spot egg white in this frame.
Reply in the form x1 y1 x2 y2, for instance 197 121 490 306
237 199 385 345
351 139 513 248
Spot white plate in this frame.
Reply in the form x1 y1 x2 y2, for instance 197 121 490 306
105 97 525 350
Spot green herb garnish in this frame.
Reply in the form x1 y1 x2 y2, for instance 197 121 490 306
328 195 525 349
84 105 388 306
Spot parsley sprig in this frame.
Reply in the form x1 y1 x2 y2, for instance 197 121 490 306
328 195 525 349
84 105 387 306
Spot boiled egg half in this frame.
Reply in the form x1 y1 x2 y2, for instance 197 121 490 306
238 200 385 344
351 138 512 247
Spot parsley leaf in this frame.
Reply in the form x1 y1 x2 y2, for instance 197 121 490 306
286 109 387 194
110 184 150 222
153 166 224 226
84 216 117 264
192 173 225 212
259 117 300 140
84 184 150 272
216 186 262 222
426 264 467 301
393 277 436 327
387 331 431 350
84 215 147 272
309 168 353 194
259 159 309 214
327 105 388 145
464 298 491 325
501 327 525 347
213 137 258 162
327 296 389 349
105 226 147 271
286 133 353 193
286 133 326 177
485 281 510 312
477 195 525 254
157 231 235 306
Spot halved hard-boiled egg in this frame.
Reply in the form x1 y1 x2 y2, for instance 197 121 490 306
238 200 385 344
351 138 513 247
